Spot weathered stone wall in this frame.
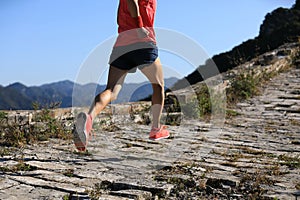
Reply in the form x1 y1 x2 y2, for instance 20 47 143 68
168 43 299 105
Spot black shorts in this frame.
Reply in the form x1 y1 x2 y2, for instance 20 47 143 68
109 42 158 73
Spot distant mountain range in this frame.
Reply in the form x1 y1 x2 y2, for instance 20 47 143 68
0 77 178 110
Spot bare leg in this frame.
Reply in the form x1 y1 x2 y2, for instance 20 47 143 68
140 58 165 128
88 66 128 119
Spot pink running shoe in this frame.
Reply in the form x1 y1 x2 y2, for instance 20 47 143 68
73 112 93 151
149 125 170 141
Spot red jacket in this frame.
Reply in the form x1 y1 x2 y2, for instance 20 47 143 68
115 0 156 47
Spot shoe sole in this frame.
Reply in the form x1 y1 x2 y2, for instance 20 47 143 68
73 112 88 151
149 134 170 141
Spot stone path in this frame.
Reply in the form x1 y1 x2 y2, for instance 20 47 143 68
0 67 300 199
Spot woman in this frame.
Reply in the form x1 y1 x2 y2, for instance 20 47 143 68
74 0 169 152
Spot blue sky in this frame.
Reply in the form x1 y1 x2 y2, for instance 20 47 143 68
0 0 295 86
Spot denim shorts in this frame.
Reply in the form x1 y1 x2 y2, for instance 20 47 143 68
109 42 158 73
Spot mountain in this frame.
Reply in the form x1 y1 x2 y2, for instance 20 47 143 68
7 82 27 91
171 0 300 90
0 77 178 110
0 84 32 110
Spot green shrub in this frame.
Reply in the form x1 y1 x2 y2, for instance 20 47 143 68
196 85 212 117
0 102 72 147
227 72 260 105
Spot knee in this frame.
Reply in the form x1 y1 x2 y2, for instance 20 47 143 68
152 81 164 90
105 87 119 102
152 82 164 92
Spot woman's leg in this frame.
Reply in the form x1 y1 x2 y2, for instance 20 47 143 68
74 66 128 151
140 58 165 128
88 66 128 119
